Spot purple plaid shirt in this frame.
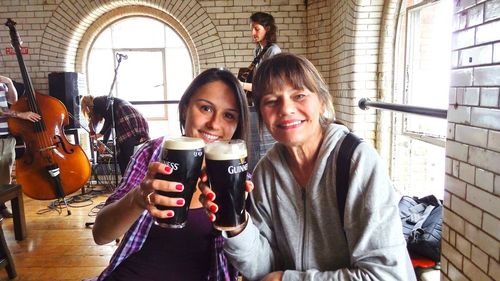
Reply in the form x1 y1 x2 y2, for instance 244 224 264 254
95 137 237 281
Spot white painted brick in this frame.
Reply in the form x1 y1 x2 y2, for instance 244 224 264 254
448 105 472 125
451 194 482 227
459 45 492 67
444 207 466 233
475 168 494 192
495 175 500 196
489 258 500 280
474 65 500 86
463 259 493 281
455 0 477 13
471 246 489 272
452 159 460 177
469 146 500 174
449 88 457 105
464 87 480 105
480 87 499 107
467 185 498 220
455 124 488 147
485 0 500 21
447 262 468 280
447 122 456 140
471 107 500 130
445 175 467 198
450 68 473 86
445 140 469 162
452 27 475 49
494 43 500 63
442 240 464 269
476 20 500 44
465 222 499 260
446 157 453 174
468 4 485 27
482 212 500 241
459 161 476 184
455 234 472 257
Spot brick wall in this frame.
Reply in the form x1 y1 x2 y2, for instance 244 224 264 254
0 0 307 93
305 0 385 143
2 1 499 279
443 0 500 280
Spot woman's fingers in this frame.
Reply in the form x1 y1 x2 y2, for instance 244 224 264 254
245 180 254 193
140 162 184 218
198 170 218 222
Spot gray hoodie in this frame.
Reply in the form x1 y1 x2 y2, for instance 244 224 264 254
224 124 416 281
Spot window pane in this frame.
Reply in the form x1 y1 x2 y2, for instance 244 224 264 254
87 49 115 96
112 17 165 48
166 47 192 100
86 16 193 138
404 0 452 137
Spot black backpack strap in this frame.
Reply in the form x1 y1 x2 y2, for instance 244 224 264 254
336 132 363 227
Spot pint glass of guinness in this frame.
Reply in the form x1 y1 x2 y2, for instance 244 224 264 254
205 140 248 231
155 136 205 228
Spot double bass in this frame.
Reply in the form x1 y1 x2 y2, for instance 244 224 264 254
5 19 91 202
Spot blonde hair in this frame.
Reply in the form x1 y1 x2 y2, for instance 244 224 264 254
80 95 94 119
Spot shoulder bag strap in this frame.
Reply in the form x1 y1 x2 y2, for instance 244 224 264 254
336 132 363 227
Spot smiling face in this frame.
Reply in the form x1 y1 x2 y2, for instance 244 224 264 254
259 82 324 148
251 22 268 44
182 80 240 143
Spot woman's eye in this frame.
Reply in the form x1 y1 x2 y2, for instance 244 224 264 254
200 105 212 112
224 112 237 120
294 94 306 101
263 99 277 106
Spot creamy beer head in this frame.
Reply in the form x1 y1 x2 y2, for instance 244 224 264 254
163 136 205 151
205 140 247 160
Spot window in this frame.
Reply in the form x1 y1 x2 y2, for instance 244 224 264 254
392 0 453 199
87 17 193 138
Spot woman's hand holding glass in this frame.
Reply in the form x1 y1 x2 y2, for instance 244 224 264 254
198 170 254 236
138 162 184 220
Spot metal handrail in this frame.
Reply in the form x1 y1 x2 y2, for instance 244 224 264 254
358 98 447 119
129 100 180 105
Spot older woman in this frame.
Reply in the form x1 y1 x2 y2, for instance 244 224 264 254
200 53 416 281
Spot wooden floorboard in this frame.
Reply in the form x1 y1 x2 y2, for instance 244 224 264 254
0 188 117 281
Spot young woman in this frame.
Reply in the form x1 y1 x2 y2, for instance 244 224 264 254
200 54 416 281
90 68 249 281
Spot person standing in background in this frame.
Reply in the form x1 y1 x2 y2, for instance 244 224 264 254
239 12 281 171
80 95 150 177
0 75 40 218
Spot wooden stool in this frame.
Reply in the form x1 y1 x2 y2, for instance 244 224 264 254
0 184 26 241
0 217 16 279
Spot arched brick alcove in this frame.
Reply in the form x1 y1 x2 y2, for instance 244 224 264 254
40 0 225 76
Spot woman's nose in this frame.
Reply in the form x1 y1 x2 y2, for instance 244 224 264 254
279 98 295 115
206 114 222 130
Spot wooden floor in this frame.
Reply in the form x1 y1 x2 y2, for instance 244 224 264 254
0 187 117 281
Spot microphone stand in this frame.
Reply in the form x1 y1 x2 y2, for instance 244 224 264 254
105 53 126 188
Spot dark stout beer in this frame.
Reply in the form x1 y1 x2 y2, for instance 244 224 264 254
155 136 205 228
205 140 248 231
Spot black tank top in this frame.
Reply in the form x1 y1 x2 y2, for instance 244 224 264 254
106 208 213 281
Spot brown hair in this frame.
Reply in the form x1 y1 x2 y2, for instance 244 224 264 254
252 53 335 127
250 12 277 44
178 68 249 144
